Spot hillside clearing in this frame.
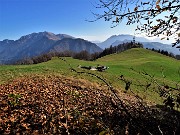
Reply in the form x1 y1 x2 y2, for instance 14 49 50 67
0 48 179 104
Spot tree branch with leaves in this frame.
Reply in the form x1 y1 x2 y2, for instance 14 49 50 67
92 0 180 47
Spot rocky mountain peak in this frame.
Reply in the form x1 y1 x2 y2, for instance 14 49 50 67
0 31 102 64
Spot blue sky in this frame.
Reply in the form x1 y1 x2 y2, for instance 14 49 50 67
0 0 173 44
0 0 138 42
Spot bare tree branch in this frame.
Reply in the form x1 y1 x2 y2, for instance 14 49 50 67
91 0 180 47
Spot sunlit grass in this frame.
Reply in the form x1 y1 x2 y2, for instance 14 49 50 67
0 48 179 104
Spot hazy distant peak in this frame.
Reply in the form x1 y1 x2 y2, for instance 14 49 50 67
97 34 151 49
96 34 179 55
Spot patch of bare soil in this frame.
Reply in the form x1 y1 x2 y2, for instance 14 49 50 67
0 75 179 134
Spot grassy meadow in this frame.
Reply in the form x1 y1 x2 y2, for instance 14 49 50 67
0 48 179 104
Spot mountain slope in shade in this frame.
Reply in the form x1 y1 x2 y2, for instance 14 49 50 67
97 34 180 55
0 32 102 64
52 38 102 54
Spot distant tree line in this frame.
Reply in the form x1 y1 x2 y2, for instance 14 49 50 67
15 42 143 65
96 42 143 59
15 50 98 65
146 48 180 60
15 51 71 65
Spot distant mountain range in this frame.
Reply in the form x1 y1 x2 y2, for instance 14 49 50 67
97 34 180 55
0 32 102 64
0 32 179 64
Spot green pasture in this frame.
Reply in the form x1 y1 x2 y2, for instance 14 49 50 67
0 48 179 104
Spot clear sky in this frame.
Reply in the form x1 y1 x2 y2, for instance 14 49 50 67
0 0 172 43
0 0 139 42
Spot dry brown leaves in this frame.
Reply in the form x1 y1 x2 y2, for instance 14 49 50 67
0 75 120 134
0 75 179 134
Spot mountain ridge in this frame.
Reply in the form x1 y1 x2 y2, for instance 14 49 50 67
0 32 102 64
96 34 180 55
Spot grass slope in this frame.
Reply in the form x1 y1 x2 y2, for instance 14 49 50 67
97 48 179 82
0 48 179 104
96 48 180 103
